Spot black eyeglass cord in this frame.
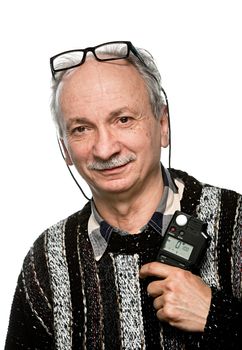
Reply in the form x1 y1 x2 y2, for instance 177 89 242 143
161 87 172 170
57 138 91 201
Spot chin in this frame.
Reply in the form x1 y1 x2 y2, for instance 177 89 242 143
93 179 136 196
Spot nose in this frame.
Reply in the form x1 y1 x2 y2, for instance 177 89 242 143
92 126 121 160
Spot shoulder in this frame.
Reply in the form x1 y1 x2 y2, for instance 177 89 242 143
23 201 92 272
169 168 241 197
169 168 242 215
19 201 92 302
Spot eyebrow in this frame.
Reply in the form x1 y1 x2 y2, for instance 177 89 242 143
65 117 89 131
109 106 137 118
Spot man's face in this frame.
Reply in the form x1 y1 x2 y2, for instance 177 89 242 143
59 59 168 198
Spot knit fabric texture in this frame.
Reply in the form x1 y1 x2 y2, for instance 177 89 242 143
4 169 242 349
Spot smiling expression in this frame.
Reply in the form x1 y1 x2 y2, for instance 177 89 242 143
58 59 168 198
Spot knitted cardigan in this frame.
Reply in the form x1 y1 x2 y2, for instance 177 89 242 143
5 169 242 349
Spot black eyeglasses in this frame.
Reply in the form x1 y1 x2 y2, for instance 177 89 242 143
50 41 147 79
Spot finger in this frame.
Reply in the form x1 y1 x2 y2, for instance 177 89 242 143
140 261 180 279
147 280 165 297
153 295 164 311
156 306 171 323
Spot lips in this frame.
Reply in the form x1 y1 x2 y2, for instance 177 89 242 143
97 161 131 174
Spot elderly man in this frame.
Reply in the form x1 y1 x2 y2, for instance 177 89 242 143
5 41 242 349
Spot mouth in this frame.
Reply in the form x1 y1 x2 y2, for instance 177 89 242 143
88 155 136 173
96 160 132 174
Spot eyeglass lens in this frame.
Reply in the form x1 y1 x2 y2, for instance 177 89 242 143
53 42 130 72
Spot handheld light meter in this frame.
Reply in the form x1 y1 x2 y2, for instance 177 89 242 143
157 211 209 272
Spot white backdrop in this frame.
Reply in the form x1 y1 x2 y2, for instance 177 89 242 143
1 0 241 345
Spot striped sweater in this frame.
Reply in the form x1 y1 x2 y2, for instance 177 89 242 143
5 169 242 349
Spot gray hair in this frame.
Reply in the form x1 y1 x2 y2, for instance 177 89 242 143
50 45 166 137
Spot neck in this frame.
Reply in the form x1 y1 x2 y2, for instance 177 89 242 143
92 170 164 234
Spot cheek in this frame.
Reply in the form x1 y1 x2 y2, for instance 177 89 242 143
123 124 151 142
67 137 94 158
124 129 155 154
134 125 160 148
66 144 89 168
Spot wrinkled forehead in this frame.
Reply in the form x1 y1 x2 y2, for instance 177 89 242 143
58 58 148 102
61 57 141 85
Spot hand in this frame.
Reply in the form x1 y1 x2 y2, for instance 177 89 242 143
139 262 212 332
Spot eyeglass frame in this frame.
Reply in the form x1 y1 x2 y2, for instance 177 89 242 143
50 40 149 80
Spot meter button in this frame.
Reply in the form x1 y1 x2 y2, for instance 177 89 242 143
176 214 188 226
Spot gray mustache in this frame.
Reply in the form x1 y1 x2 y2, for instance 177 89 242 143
87 154 136 170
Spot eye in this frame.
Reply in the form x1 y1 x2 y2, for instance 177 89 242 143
119 116 130 124
72 125 86 134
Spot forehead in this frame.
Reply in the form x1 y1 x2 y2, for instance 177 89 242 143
58 59 150 113
61 57 143 85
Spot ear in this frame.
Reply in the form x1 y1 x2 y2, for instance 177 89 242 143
60 138 73 166
159 106 169 148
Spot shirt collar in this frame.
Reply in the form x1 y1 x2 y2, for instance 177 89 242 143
88 166 184 261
